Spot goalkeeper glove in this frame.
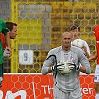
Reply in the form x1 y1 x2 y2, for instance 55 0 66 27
51 61 64 71
75 65 80 71
57 61 72 75
66 61 80 71
51 65 56 71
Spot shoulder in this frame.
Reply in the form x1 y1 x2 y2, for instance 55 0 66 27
79 39 89 47
46 46 61 59
0 18 6 27
49 46 61 54
0 19 5 24
79 39 88 45
71 45 81 50
48 46 62 56
71 46 84 53
71 46 86 58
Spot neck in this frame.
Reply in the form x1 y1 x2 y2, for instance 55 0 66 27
62 46 71 51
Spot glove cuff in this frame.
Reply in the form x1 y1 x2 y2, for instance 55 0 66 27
76 65 80 71
51 66 54 71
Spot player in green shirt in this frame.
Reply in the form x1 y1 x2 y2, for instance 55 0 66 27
0 18 12 87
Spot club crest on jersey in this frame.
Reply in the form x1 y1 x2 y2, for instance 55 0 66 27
70 55 74 62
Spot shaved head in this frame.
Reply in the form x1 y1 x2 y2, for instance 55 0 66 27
62 32 73 38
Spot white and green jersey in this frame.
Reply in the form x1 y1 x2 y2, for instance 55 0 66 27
41 46 91 92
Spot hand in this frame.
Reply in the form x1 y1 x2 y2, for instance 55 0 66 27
66 61 80 71
89 55 97 62
51 61 64 71
6 47 12 57
57 62 65 71
51 65 56 71
75 65 80 71
66 61 75 70
57 61 73 75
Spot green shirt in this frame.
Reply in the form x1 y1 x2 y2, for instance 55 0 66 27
0 19 9 64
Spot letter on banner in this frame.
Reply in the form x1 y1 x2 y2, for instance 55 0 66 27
5 90 27 99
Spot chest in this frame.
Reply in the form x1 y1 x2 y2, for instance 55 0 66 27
56 51 78 63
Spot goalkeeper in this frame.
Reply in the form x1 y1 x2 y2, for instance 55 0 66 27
41 32 91 99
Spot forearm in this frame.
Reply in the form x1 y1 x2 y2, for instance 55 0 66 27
79 66 91 74
83 46 90 58
95 51 98 59
48 67 52 73
5 32 10 47
79 66 86 73
85 51 90 58
5 33 12 57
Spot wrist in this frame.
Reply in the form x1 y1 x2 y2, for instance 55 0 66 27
76 65 80 71
51 66 54 71
51 66 53 71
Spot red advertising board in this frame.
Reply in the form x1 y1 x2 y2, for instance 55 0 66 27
0 74 95 99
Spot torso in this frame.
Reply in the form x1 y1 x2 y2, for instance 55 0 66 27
94 25 99 64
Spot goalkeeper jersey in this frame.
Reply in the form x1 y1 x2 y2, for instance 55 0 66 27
41 46 91 92
94 25 99 64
